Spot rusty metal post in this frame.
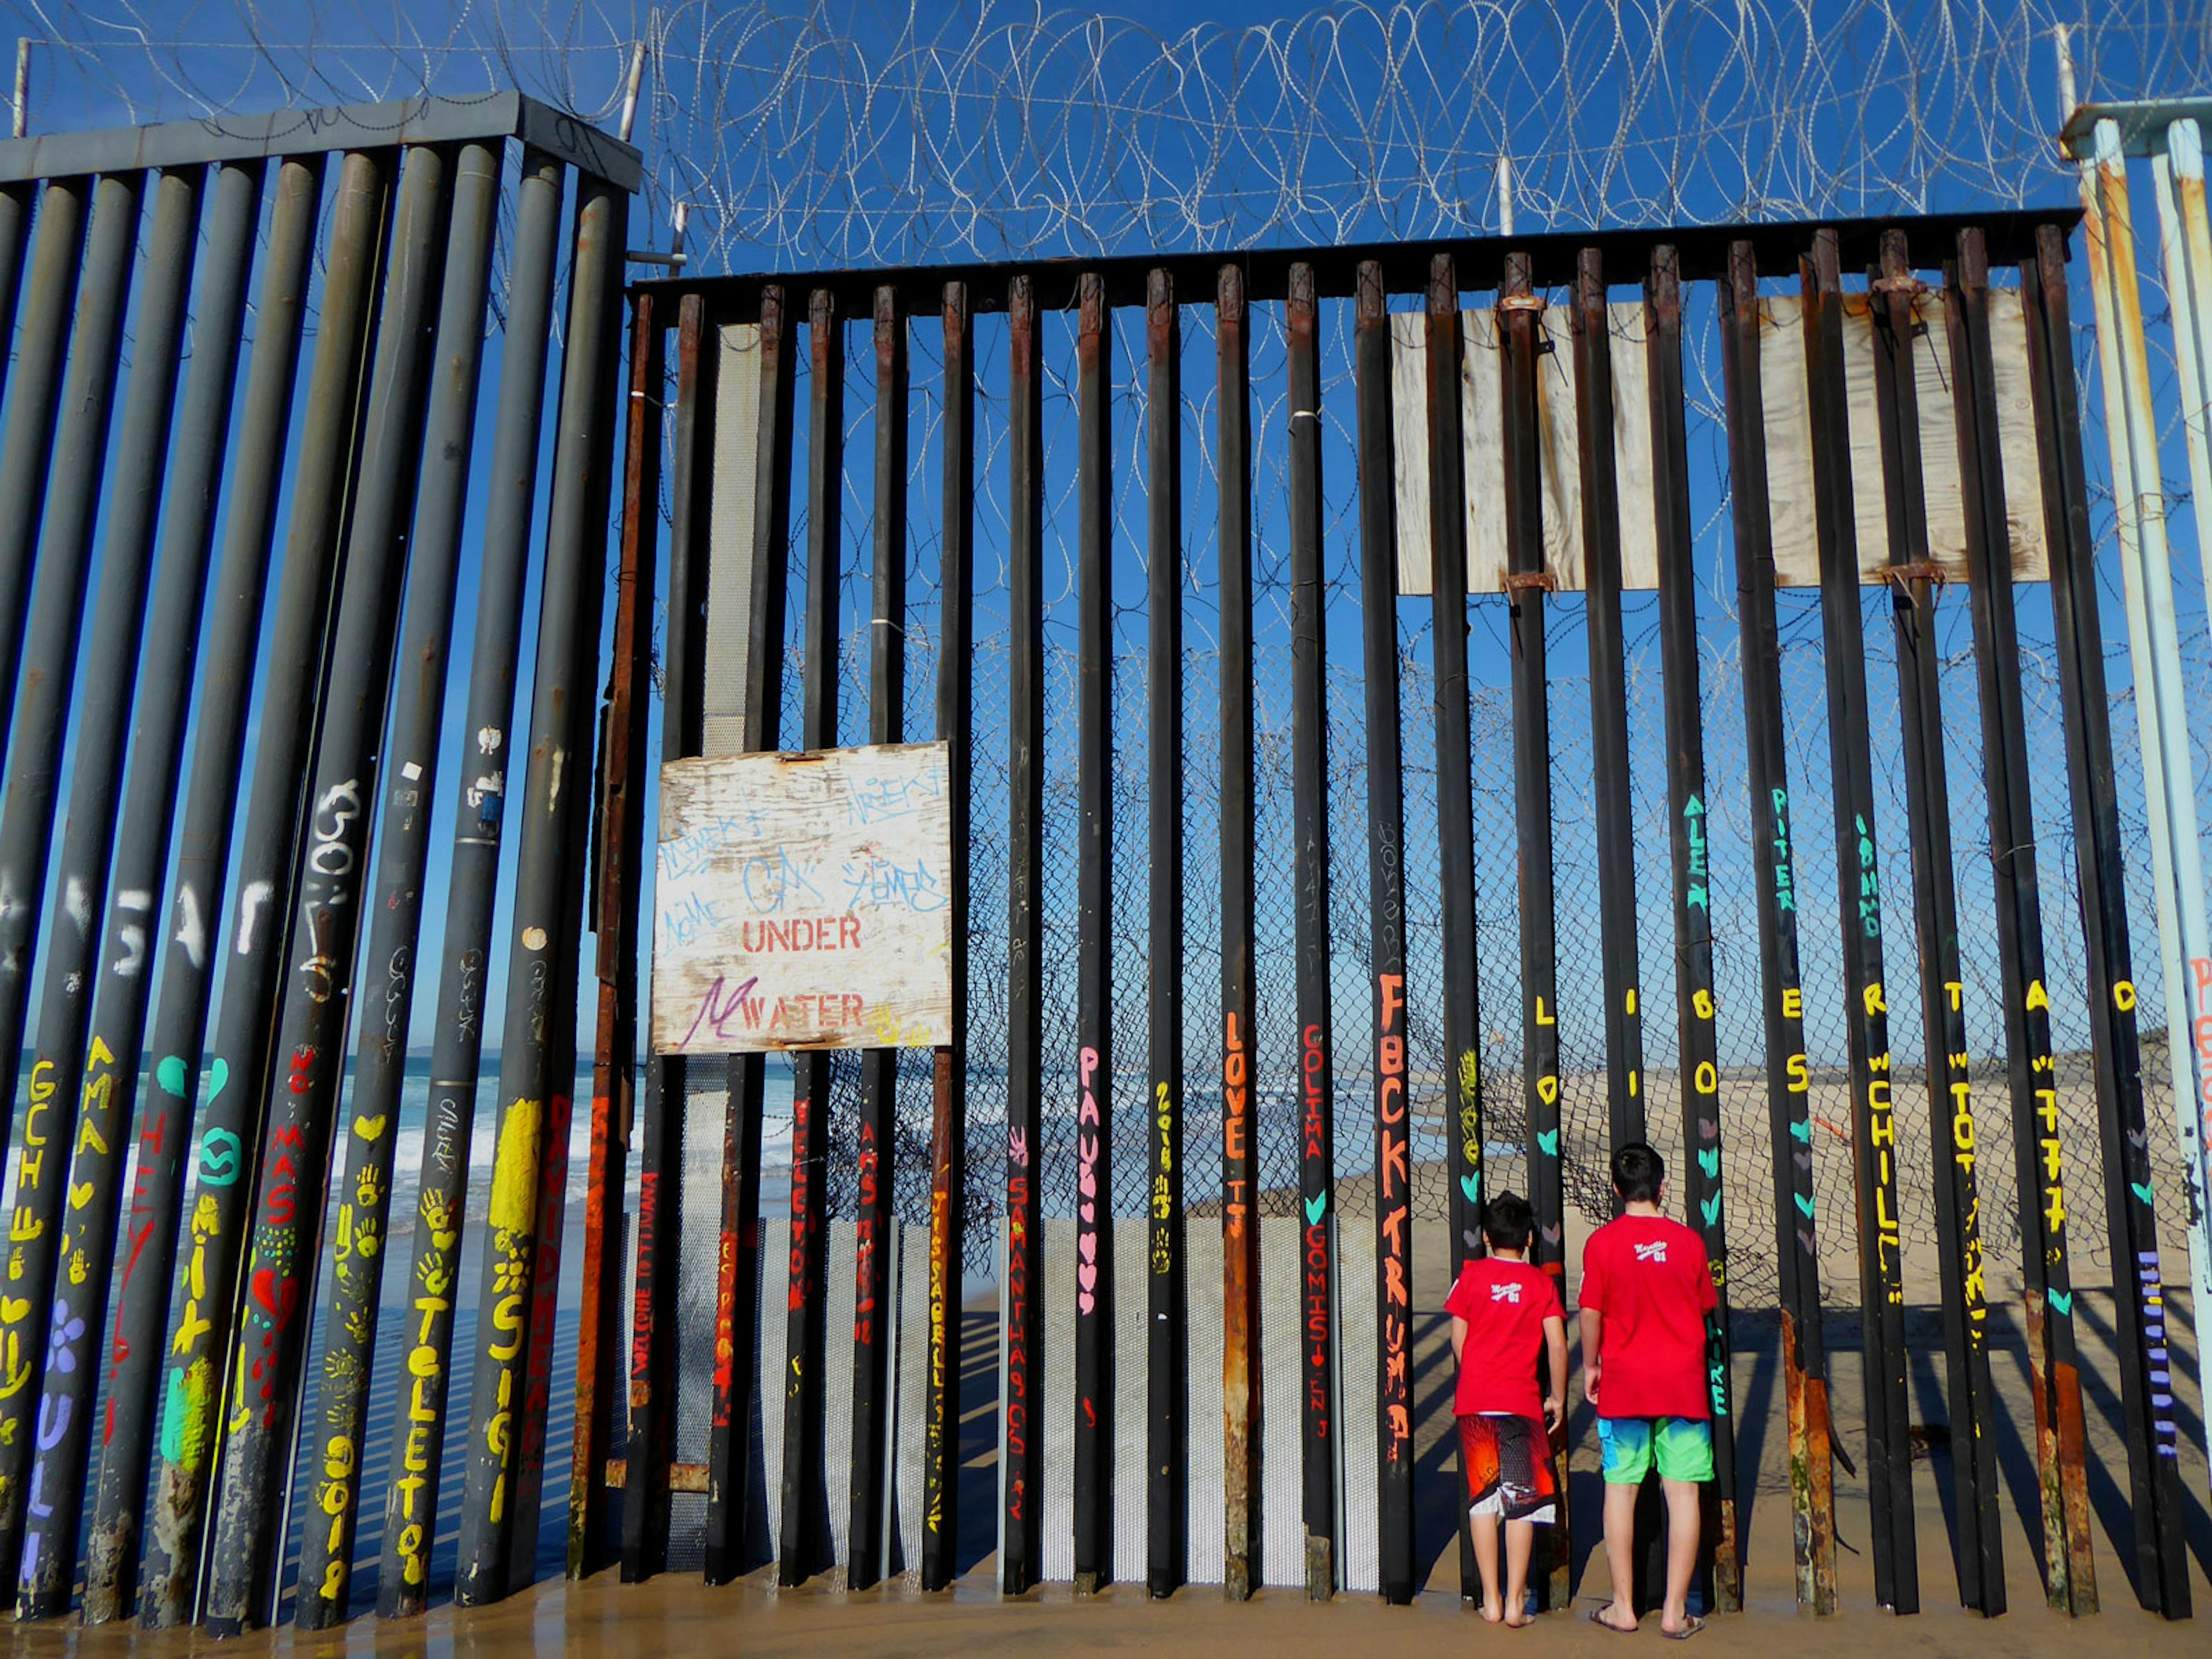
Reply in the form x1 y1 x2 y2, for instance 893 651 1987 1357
568 287 661 1584
921 276 972 1593
1215 260 1260 1604
1286 259 1337 1603
1944 229 2096 1614
1001 271 1045 1597
1799 229 1916 1615
1356 259 1415 1607
847 283 906 1590
1717 240 1836 1616
1143 267 1187 1599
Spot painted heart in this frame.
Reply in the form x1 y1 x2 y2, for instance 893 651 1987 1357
69 1181 93 1210
1304 1192 1327 1227
0 1298 26 1325
1797 1229 1819 1256
1698 1118 1718 1140
1542 1224 1562 1245
1077 1231 1097 1264
250 1267 298 1330
1536 1075 1559 1106
353 1113 388 1143
1462 1230 1481 1252
1794 1149 1812 1173
433 1230 457 1253
2127 1127 2147 1150
1460 1173 1481 1206
1078 1291 1094 1315
1696 1149 1719 1179
2131 1180 2155 1207
1789 1119 1812 1143
1794 1193 1816 1219
154 1055 188 1097
1536 1129 1559 1157
1077 1261 1097 1293
1079 1201 1094 1225
1700 1194 1722 1227
2047 1287 2074 1317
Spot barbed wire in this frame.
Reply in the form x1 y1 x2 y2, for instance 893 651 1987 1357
7 2 2212 274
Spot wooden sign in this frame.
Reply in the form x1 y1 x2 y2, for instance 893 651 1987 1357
651 741 954 1054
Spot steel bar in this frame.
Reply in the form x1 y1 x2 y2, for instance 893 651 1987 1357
0 179 29 407
2021 222 2192 1619
1644 245 1740 1611
777 286 843 1586
1423 254 1483 1607
0 173 85 759
597 290 672 1585
1142 267 1187 1599
1717 239 1836 1616
374 145 566 1618
2078 120 2212 1443
920 276 973 1594
1 162 184 1600
505 201 627 1591
289 138 497 1628
138 146 391 1631
1072 267 1116 1596
198 142 447 1632
1215 260 1260 1605
450 170 626 1608
1799 231 1918 1614
697 283 793 1587
847 283 907 1591
17 156 257 1623
1497 250 1570 1611
80 154 319 1626
0 172 138 1157
1355 260 1415 1607
1571 250 1647 1162
1286 260 1337 1604
1865 229 2002 1616
1944 230 2096 1615
569 278 658 1600
1001 270 1045 1597
0 165 142 1588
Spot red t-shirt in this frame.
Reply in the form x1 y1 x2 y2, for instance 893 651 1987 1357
1580 1213 1718 1419
1444 1256 1562 1418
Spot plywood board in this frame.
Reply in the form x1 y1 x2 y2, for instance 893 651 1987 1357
651 741 955 1053
1395 304 1658 594
1395 289 2047 592
1758 288 2048 585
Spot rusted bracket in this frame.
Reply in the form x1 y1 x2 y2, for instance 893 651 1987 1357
1501 569 1558 593
1883 559 1948 590
1497 291 1547 312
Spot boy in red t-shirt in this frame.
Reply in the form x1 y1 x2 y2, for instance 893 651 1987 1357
1445 1191 1567 1627
1581 1142 1718 1639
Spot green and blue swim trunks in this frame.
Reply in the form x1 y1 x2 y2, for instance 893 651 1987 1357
1596 1415 1714 1484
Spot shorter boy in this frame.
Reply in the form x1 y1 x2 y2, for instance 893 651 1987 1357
1581 1142 1718 1639
1445 1192 1568 1628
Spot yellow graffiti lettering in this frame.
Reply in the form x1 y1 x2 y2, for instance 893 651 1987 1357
1786 1054 1809 1093
2026 979 2050 1012
1781 987 1802 1021
1863 980 1887 1016
2113 980 2136 1013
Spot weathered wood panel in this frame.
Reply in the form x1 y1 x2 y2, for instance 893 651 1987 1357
652 741 953 1053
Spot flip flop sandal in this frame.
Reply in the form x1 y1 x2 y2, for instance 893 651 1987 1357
1662 1616 1707 1641
1588 1607 1638 1634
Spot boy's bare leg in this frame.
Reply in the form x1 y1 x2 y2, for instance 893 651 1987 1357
1504 1519 1535 1626
1597 1483 1641 1630
1471 1512 1504 1621
1661 1479 1702 1633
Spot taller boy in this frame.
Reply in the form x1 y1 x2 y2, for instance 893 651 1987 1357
1581 1143 1717 1639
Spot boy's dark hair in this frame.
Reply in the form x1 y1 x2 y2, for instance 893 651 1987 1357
1612 1142 1665 1204
1482 1191 1535 1252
